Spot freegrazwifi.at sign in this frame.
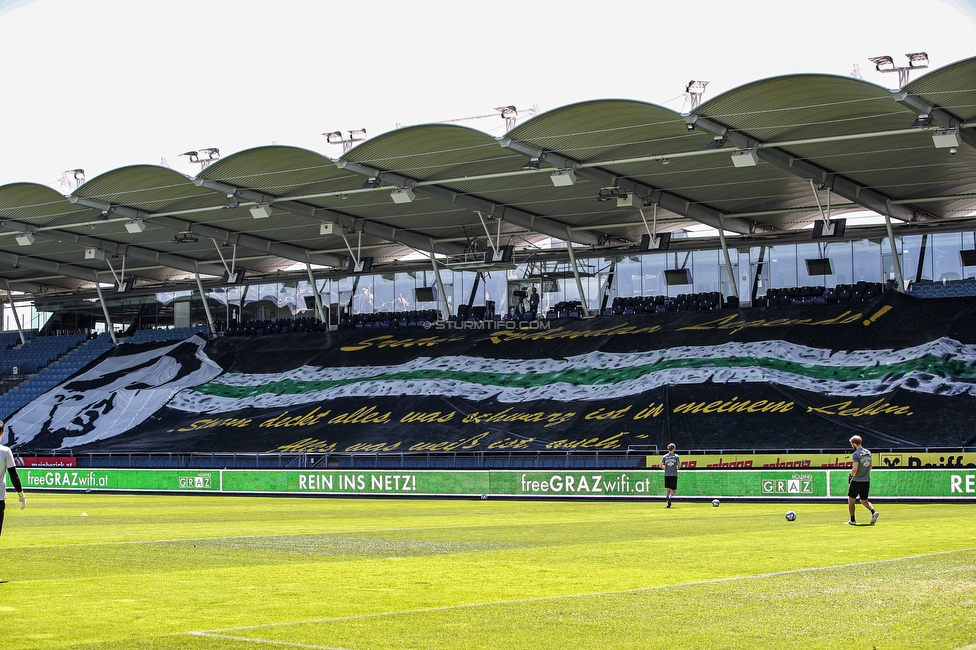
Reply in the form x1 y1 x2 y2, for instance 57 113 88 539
495 471 826 497
21 468 219 492
15 468 976 499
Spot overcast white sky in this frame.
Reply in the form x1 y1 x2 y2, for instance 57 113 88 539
1 0 975 190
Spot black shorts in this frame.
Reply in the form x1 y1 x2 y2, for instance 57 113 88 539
664 476 678 490
848 481 870 500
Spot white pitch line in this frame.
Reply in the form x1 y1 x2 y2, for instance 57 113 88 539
190 545 976 638
188 631 350 650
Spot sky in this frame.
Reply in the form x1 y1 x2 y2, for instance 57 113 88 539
1 0 975 191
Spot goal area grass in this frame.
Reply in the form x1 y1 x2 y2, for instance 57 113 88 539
1 493 973 649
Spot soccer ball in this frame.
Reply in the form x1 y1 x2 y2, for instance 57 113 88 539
785 510 797 521
711 499 720 507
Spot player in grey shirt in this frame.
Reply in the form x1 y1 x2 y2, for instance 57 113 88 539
847 435 879 525
660 443 679 508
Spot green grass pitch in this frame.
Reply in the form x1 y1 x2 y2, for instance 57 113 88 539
1 494 973 649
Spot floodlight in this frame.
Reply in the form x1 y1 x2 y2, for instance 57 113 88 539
869 55 895 71
731 149 759 167
84 247 105 260
932 128 961 148
909 115 933 128
125 219 146 234
616 193 640 208
250 202 273 219
906 52 928 68
390 187 415 203
521 158 542 170
320 222 344 236
15 232 34 246
361 178 381 189
550 169 577 186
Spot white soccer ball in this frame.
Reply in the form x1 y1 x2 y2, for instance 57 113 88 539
785 510 797 521
711 499 720 507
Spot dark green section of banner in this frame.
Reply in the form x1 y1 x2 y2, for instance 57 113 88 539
827 469 976 498
16 468 976 499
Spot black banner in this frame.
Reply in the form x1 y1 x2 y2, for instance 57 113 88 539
12 292 976 453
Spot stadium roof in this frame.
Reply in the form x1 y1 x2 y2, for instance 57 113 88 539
1 56 974 301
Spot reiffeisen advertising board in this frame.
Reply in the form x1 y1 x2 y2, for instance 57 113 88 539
15 468 976 500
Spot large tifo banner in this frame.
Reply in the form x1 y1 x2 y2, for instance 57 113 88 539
17 468 976 500
8 292 976 453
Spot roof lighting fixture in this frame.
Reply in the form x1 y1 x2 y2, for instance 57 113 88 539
361 177 381 189
869 55 895 72
685 80 709 110
869 52 928 86
174 232 199 243
932 128 961 149
906 52 929 68
15 232 34 246
909 115 933 128
731 149 759 167
125 219 146 233
550 169 577 186
521 158 542 170
390 187 415 203
250 202 273 219
616 193 640 208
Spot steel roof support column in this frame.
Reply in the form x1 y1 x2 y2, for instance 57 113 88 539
4 280 26 345
194 271 216 335
565 229 590 318
718 217 739 300
93 282 117 345
305 260 327 324
883 206 906 292
430 248 451 321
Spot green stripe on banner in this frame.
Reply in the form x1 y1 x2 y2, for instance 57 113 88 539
16 468 976 499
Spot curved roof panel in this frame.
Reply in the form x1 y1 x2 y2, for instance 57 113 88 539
0 58 973 300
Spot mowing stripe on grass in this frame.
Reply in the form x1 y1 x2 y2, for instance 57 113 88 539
189 545 976 640
187 631 350 649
